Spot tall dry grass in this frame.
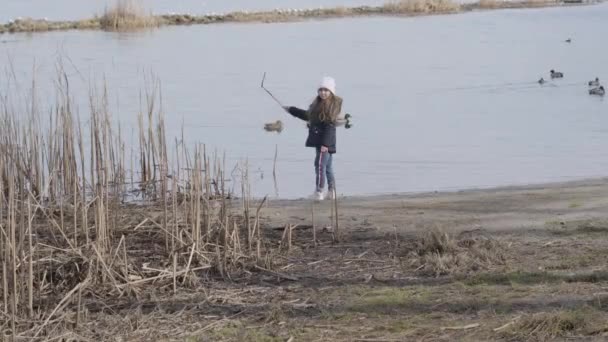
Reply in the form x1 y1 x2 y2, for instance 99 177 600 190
502 310 596 340
99 0 159 30
408 229 507 276
0 66 271 340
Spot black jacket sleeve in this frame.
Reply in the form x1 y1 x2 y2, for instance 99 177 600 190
287 106 309 121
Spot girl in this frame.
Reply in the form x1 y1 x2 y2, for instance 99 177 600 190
283 76 343 201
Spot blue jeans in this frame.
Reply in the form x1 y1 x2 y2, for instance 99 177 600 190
314 147 335 193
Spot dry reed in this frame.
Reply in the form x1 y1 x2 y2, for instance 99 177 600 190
502 310 595 341
0 66 275 340
478 0 502 9
409 229 507 276
99 0 159 31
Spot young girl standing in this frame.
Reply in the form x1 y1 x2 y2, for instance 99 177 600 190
284 76 343 201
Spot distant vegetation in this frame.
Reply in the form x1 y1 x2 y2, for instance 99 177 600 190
0 0 578 35
99 0 159 30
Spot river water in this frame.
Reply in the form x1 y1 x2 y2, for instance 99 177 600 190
1 3 607 198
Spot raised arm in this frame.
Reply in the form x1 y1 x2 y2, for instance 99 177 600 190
284 106 309 122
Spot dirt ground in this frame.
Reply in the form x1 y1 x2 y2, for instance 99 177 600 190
16 178 608 341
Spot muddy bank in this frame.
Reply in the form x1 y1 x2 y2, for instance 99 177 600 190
269 177 608 234
0 0 597 35
8 177 608 341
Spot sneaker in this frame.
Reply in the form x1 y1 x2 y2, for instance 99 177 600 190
326 189 336 200
312 191 325 201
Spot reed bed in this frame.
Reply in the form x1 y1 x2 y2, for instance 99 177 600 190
0 71 272 340
99 0 159 31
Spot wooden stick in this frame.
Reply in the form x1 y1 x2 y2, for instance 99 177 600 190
288 224 292 252
182 243 196 285
260 72 285 108
273 144 278 197
311 202 317 247
333 186 340 241
27 196 34 318
173 252 177 295
91 245 123 295
254 265 298 281
118 266 211 287
441 323 480 331
493 316 521 332
252 196 267 261
76 284 83 328
280 224 289 251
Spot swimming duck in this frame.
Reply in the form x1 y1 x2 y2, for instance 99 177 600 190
589 86 605 96
550 70 564 78
589 78 600 87
538 77 546 84
264 120 283 133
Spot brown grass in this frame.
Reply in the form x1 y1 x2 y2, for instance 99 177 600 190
478 0 502 9
383 0 462 13
409 229 507 276
502 309 594 341
522 0 558 5
0 64 279 340
3 18 50 32
99 0 159 31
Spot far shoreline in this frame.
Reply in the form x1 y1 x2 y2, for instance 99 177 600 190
0 0 600 36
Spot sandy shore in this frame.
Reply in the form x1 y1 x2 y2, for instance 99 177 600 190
266 177 608 233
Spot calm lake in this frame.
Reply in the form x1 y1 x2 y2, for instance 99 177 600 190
1 3 607 198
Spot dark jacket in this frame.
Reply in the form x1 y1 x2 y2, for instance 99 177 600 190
287 106 337 154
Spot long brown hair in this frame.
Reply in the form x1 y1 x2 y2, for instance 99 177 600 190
308 94 343 124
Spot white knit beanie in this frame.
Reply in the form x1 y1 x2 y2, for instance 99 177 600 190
319 76 336 95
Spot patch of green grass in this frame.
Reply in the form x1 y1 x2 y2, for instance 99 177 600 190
465 271 608 286
568 271 608 283
500 308 598 341
576 224 608 234
546 219 608 235
544 220 562 226
203 322 283 342
357 287 431 306
344 287 434 314
456 282 529 304
371 319 417 333
464 271 561 286
321 311 360 322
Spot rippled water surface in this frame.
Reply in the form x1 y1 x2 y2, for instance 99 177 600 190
1 3 607 198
